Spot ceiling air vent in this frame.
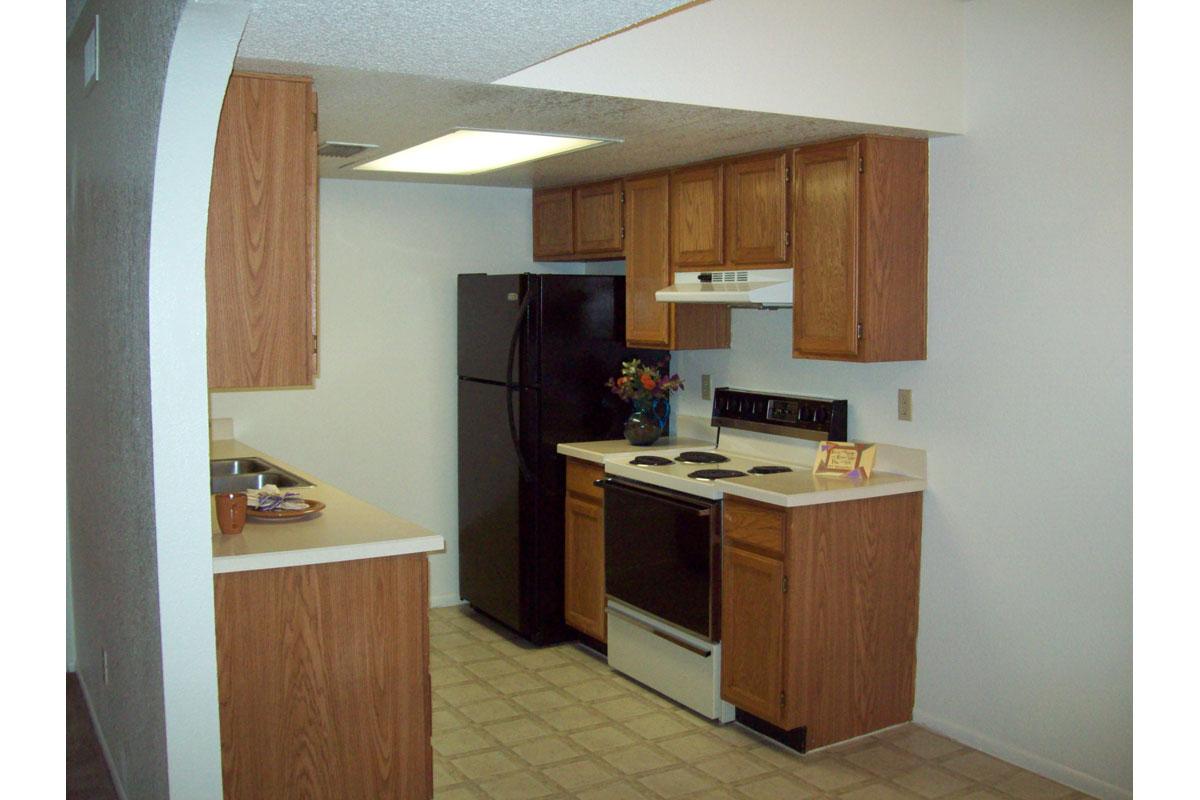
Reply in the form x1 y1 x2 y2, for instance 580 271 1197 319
317 141 378 159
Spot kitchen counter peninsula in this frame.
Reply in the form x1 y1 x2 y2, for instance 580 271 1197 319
209 437 438 799
210 438 444 573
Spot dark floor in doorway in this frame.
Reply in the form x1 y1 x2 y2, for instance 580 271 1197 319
67 673 119 800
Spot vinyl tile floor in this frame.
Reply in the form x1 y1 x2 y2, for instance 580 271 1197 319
431 605 1095 800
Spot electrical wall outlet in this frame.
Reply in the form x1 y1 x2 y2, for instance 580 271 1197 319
898 389 913 421
701 374 712 400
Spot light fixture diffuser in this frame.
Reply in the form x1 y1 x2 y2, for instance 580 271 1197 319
353 129 617 175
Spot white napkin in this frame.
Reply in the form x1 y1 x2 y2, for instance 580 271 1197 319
246 484 309 511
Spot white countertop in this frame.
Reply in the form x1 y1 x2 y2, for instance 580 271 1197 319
210 439 445 574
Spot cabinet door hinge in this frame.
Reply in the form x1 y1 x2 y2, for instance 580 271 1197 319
784 231 790 247
780 691 786 709
857 322 863 340
858 156 864 174
312 333 318 354
782 575 789 593
784 165 791 182
620 225 625 240
312 112 318 132
620 190 625 203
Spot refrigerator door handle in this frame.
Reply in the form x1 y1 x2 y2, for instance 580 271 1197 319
506 282 536 480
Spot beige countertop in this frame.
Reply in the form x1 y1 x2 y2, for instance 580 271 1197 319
556 436 715 464
210 439 445 574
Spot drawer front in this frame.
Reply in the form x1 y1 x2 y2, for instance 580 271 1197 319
723 497 785 557
565 458 605 502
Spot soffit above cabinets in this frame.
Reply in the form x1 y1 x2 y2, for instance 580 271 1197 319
234 1 940 189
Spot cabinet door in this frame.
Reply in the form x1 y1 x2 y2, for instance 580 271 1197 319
573 180 624 255
720 545 786 725
564 495 606 641
726 151 789 264
624 173 672 348
792 140 860 358
533 187 574 258
206 73 316 388
671 164 724 267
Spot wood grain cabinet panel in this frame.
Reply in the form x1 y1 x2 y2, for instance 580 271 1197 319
725 151 789 265
214 554 432 799
564 459 607 642
670 164 724 268
791 135 927 362
206 72 317 389
720 544 786 724
573 179 624 255
533 187 574 258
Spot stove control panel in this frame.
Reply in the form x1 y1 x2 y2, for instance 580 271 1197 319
711 388 848 442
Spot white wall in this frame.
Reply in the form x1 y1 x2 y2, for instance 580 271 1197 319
210 179 575 606
673 2 1131 797
496 0 965 134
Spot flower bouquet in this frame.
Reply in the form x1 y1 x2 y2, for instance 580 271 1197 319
605 359 683 445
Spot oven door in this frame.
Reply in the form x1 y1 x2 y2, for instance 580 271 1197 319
601 477 721 641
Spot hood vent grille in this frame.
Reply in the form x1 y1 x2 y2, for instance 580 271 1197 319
709 271 751 283
318 141 378 159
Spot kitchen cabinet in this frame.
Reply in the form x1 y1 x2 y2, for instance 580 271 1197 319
533 180 623 260
624 173 731 350
725 151 789 265
214 553 432 799
533 187 574 258
563 458 607 642
206 71 318 389
791 135 927 361
720 492 923 750
670 163 724 268
573 179 624 256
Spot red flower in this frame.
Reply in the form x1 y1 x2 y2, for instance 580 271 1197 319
640 374 656 390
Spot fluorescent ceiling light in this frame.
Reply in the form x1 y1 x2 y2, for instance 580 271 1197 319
353 129 617 175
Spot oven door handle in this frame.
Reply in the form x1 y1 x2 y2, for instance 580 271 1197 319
606 607 712 657
595 477 716 517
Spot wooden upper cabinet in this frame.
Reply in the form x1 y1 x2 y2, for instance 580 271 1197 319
532 187 574 259
573 180 624 255
625 173 731 351
206 72 317 389
624 174 672 349
670 164 724 268
791 135 928 362
725 151 789 265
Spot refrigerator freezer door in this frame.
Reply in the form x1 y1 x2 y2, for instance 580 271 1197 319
457 273 526 385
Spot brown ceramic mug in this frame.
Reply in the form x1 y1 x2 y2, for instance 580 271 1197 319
215 492 247 535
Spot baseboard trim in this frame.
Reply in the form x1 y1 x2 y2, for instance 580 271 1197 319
73 671 130 800
912 708 1130 800
430 594 465 609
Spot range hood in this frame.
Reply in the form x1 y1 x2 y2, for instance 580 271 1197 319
655 268 793 307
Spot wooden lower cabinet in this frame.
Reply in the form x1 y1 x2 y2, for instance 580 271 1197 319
563 458 606 642
214 554 432 799
720 493 923 749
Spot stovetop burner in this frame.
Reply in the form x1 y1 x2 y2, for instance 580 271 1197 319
747 465 794 475
675 451 730 464
688 469 747 481
629 455 673 466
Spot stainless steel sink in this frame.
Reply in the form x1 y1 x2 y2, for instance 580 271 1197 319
210 458 312 494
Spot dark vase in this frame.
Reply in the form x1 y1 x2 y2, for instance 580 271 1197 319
624 395 669 446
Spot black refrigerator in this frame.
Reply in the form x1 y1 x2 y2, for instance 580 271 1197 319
457 273 666 646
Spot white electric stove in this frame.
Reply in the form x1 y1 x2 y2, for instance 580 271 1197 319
599 388 849 722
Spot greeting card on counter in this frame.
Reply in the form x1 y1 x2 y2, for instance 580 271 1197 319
813 442 877 479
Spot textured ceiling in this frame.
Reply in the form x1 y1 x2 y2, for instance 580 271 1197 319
237 0 687 82
234 1 934 188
